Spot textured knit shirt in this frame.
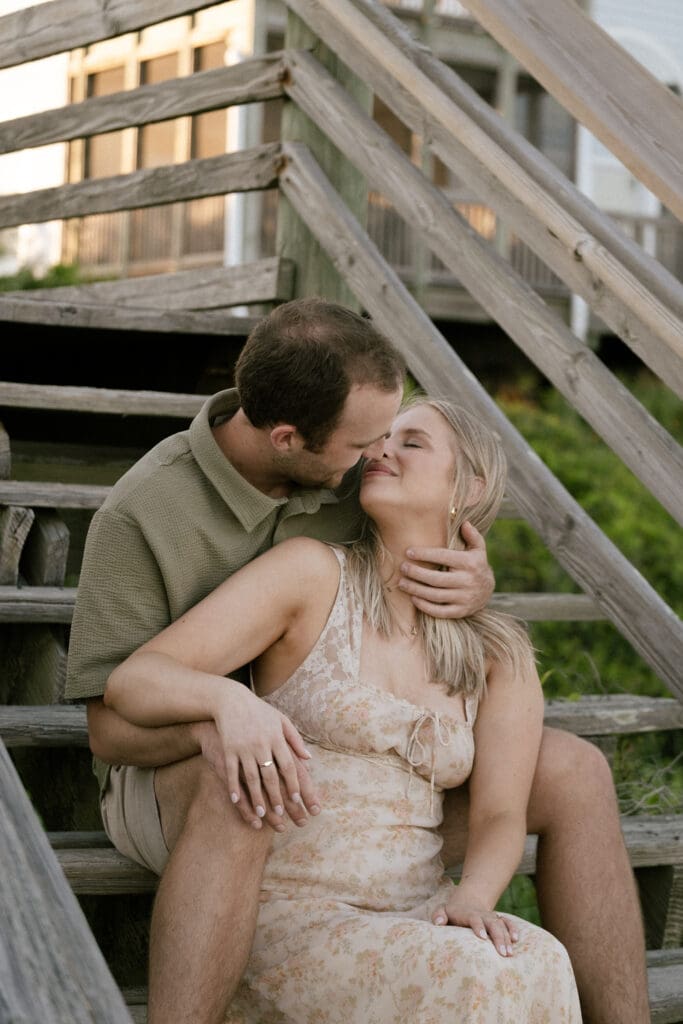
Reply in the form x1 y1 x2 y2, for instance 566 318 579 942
64 388 367 793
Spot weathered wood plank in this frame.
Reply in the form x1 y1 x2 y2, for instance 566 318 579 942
0 506 35 585
0 382 204 418
459 0 683 221
0 54 286 154
0 586 612 623
277 15 368 306
3 258 295 311
0 704 89 747
0 297 258 336
21 510 69 587
282 52 683 527
2 695 681 749
278 143 683 696
0 421 9 479
0 476 517 518
0 480 113 509
355 0 682 321
639 865 683 949
0 144 281 230
0 586 75 623
0 742 133 1022
0 0 232 70
284 2 683 396
649 958 683 1024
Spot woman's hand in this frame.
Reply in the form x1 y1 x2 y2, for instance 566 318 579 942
210 684 321 832
432 894 519 957
399 521 495 618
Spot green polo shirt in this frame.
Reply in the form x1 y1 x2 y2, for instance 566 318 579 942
65 388 367 793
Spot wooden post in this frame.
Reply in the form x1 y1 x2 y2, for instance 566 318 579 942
277 12 370 306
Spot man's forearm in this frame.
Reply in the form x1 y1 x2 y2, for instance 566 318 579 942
87 698 203 768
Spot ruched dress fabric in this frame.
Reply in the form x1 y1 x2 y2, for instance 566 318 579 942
227 546 582 1024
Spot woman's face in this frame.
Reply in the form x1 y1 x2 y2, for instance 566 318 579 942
359 403 458 527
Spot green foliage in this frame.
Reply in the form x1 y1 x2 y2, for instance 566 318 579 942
488 372 682 700
0 263 86 291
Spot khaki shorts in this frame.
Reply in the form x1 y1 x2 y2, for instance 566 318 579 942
100 764 170 876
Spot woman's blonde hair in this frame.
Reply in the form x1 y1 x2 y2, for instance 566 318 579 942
345 394 534 699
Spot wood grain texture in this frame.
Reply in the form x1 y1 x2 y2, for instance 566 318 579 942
459 0 683 221
0 742 133 1022
2 258 295 311
0 0 230 70
0 144 281 230
0 296 258 335
0 54 285 154
281 1 683 395
0 382 204 418
0 506 35 586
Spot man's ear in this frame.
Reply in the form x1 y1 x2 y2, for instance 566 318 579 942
269 424 302 453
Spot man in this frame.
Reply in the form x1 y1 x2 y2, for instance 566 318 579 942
65 298 649 1024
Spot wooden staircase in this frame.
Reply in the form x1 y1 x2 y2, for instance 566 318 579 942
0 0 682 1020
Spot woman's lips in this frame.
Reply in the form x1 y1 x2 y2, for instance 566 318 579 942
363 463 396 477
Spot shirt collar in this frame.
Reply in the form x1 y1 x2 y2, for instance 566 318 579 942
189 389 341 531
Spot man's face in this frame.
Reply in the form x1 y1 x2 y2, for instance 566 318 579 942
283 383 404 490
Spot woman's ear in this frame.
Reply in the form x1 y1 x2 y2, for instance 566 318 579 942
465 475 486 507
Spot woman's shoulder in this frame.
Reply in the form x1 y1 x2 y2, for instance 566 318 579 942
271 536 345 580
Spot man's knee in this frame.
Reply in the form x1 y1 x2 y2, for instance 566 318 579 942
529 728 618 832
155 755 255 852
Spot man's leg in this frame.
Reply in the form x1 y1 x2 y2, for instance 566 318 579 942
147 755 272 1024
440 726 650 1024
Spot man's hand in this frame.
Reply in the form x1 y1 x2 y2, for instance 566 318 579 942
398 520 494 618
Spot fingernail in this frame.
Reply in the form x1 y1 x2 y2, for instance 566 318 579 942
507 945 513 955
309 804 321 815
292 792 302 803
479 930 487 939
274 805 284 816
512 932 519 941
296 818 307 827
406 549 414 557
256 805 265 817
435 915 446 925
230 792 239 803
275 824 286 833
303 749 313 759
499 945 507 956
251 819 262 829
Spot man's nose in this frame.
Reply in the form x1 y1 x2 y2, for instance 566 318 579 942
363 437 387 460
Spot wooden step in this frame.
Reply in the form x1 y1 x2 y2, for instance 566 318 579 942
45 814 683 895
3 696 682 749
0 584 607 622
117 950 683 1024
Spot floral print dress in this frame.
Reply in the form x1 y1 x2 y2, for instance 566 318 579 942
227 547 582 1023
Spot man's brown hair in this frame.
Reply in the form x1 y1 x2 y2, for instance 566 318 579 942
235 297 405 450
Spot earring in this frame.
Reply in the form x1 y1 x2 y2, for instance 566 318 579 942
449 506 456 518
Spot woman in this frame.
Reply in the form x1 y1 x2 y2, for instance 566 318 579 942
104 396 581 1022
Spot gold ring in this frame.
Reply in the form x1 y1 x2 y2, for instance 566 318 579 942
259 760 274 768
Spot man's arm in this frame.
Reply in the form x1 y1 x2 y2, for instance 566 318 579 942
87 697 203 768
398 520 495 618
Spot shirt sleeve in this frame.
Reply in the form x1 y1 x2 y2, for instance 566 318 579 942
64 506 171 702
